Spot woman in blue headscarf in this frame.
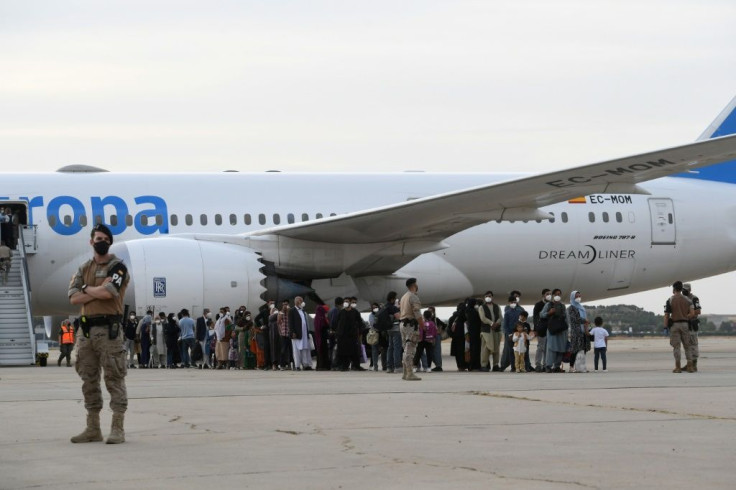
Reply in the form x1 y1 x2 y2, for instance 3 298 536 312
567 290 591 373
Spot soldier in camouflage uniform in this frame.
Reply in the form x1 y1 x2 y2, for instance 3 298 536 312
683 283 701 371
399 278 424 381
68 224 130 444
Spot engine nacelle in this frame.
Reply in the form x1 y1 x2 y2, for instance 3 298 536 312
113 237 267 317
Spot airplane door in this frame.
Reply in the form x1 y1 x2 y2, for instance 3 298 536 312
648 198 676 245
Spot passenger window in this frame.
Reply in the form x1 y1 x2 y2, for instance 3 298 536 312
156 215 163 226
230 214 237 225
215 214 222 225
64 215 72 226
244 214 251 225
602 212 609 223
588 212 595 223
330 213 336 217
185 214 193 226
171 214 178 226
616 212 623 223
628 212 635 223
94 215 102 225
126 215 133 227
109 215 117 226
200 214 208 225
258 214 266 225
287 213 295 224
80 215 88 227
301 213 308 222
316 213 323 219
549 212 555 224
273 214 281 225
561 212 568 223
668 213 673 224
141 215 148 226
48 215 57 227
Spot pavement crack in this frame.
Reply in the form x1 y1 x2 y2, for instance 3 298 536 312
468 391 736 421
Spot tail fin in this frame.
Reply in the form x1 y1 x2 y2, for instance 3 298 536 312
675 95 736 183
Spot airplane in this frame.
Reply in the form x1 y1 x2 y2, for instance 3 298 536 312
2 95 736 353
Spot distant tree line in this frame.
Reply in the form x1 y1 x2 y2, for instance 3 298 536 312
585 305 735 336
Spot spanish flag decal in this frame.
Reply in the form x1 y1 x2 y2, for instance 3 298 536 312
567 197 587 204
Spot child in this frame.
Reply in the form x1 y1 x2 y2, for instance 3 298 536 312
228 331 239 370
519 311 534 372
589 317 609 372
413 310 437 372
512 322 528 373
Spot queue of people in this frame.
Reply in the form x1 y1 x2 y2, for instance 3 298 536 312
58 281 705 376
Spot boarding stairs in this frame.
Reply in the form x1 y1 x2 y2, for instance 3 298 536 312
0 233 36 366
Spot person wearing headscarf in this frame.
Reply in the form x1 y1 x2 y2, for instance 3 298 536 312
448 302 467 371
541 289 568 372
567 290 591 373
465 298 482 371
313 304 331 370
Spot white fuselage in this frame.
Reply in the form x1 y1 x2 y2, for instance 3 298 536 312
3 172 736 315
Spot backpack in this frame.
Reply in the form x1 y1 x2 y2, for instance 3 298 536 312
374 306 394 332
366 328 379 345
191 341 203 362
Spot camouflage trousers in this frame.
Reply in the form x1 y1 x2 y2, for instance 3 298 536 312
689 330 699 360
669 323 692 362
75 325 128 413
400 324 420 367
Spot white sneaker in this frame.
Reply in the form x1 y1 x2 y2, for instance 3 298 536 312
602 369 608 372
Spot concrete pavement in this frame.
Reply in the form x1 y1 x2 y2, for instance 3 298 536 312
1 337 734 489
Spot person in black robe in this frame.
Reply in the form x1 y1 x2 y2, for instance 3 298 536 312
164 313 180 368
466 298 482 371
336 298 365 371
448 302 468 371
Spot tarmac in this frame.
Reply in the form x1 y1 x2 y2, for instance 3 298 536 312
1 337 735 490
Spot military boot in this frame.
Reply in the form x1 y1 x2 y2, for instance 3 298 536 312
404 365 421 381
672 360 682 373
692 359 698 372
70 412 103 443
106 412 125 444
685 361 695 373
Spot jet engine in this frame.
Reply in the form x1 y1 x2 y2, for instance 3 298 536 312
112 237 267 316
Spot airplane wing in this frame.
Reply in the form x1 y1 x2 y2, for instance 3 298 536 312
247 134 736 244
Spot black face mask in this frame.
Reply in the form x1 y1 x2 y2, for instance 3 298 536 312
93 241 110 255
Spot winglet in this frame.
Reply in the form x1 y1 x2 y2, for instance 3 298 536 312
674 95 736 183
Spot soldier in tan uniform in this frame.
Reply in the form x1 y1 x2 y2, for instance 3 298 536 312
399 278 424 381
663 281 694 373
68 224 130 444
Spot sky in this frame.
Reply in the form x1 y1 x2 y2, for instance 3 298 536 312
1 0 735 314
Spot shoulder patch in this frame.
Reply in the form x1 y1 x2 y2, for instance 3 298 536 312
108 262 128 290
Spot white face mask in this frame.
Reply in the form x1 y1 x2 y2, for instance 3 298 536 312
343 302 350 308
553 295 561 302
372 308 379 313
576 296 582 303
485 297 492 303
129 316 136 320
545 295 552 301
245 315 251 321
350 303 357 308
510 303 517 308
